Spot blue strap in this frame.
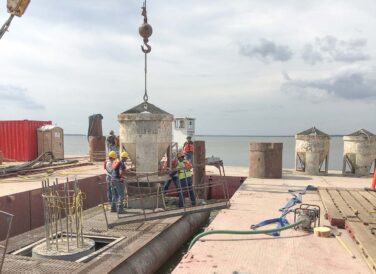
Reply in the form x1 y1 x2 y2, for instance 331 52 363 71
279 194 301 212
251 217 290 236
251 185 316 237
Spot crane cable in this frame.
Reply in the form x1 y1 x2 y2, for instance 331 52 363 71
140 0 152 108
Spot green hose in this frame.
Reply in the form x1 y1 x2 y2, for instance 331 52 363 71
188 220 303 250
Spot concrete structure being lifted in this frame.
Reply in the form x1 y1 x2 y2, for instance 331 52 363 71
118 102 174 173
295 126 330 175
343 129 376 176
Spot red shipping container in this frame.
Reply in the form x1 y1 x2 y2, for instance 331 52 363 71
0 120 52 162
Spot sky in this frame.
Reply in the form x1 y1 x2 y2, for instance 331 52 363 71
0 0 375 135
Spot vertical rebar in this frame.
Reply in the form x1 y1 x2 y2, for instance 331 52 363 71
54 179 58 250
64 179 70 252
137 176 147 220
41 176 85 252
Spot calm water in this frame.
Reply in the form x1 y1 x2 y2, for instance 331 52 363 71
64 135 344 170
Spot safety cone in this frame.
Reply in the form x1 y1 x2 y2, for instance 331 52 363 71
371 167 376 190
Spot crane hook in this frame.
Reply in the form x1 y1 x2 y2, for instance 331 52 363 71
141 43 151 54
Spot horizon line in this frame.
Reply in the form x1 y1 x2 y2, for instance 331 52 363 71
65 133 345 137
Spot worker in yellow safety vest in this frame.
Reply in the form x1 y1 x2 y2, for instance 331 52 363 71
177 152 196 207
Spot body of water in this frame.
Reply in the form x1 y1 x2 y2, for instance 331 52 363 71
65 135 345 170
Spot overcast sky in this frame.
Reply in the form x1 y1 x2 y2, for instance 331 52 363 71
1 0 375 135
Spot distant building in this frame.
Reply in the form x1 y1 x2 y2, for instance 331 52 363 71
173 117 195 149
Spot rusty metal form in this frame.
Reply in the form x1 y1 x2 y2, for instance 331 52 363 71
104 171 230 228
87 114 106 162
0 211 13 273
193 141 206 199
87 114 104 137
88 136 106 162
41 178 85 252
249 143 283 179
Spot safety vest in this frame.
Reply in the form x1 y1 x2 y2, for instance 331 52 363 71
104 160 112 176
183 142 194 153
111 159 124 180
178 160 192 180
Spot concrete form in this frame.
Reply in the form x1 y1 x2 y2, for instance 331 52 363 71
295 127 330 175
118 102 174 173
343 129 376 176
249 143 283 179
174 171 372 274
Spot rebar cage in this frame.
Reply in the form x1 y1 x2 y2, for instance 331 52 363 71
41 177 85 252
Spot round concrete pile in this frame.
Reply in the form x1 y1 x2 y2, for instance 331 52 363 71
32 238 95 262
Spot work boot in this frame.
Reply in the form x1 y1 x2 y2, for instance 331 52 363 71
118 209 126 214
110 207 117 213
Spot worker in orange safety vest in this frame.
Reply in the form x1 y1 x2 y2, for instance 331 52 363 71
183 136 194 164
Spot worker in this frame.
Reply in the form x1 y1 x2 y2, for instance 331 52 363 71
110 151 127 214
120 151 129 206
163 153 185 207
177 151 196 207
106 130 118 153
183 136 194 164
104 151 117 212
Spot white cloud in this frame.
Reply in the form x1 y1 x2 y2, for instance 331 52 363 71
302 35 370 65
281 66 376 102
0 85 44 109
0 0 376 134
239 39 293 62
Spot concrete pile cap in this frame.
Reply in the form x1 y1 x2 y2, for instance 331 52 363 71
296 126 329 137
118 102 173 121
121 102 171 115
346 129 375 137
344 129 376 141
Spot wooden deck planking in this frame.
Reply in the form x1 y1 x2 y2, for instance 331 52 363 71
358 191 376 209
320 188 376 273
351 191 376 211
346 222 376 272
318 188 345 227
339 190 376 225
327 189 359 221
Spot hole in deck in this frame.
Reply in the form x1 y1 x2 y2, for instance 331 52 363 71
11 233 124 263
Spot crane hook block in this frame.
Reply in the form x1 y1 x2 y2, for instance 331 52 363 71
139 23 153 40
7 0 30 17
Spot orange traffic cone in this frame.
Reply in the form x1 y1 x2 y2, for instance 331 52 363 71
371 167 376 190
